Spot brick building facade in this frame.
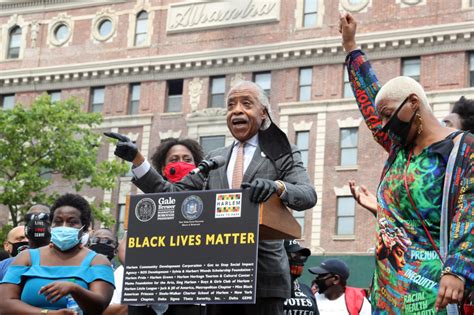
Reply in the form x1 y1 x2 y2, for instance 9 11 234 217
1 0 473 267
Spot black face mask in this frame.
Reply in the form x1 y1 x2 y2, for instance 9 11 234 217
90 243 116 261
10 241 29 257
258 117 294 172
314 275 334 294
25 214 51 247
381 97 417 147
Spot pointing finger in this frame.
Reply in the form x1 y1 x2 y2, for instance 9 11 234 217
103 132 130 142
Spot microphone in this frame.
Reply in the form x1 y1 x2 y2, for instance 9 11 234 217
190 156 226 175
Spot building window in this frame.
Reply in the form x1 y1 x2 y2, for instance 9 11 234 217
293 211 305 234
299 68 312 102
54 24 70 44
343 66 352 98
254 72 271 98
303 0 318 27
209 76 226 108
296 131 310 167
134 11 148 46
90 87 105 113
470 52 474 87
167 80 183 112
336 196 355 235
129 83 140 115
8 26 21 59
340 127 358 165
1 94 15 110
471 0 474 6
402 57 420 82
99 19 112 38
116 204 126 239
200 136 225 154
48 90 61 102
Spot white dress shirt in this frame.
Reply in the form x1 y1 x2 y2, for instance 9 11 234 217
226 134 258 188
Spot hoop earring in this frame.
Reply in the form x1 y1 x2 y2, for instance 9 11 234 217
416 113 423 135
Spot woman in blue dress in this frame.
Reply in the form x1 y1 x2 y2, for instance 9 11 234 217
0 193 115 314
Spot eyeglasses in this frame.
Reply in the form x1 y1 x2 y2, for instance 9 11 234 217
24 212 50 223
381 96 410 131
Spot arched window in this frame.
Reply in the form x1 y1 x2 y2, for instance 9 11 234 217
134 11 148 46
8 26 21 59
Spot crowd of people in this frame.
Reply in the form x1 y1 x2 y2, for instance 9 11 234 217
0 13 472 315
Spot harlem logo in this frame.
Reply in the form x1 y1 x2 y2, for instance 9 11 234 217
215 193 242 218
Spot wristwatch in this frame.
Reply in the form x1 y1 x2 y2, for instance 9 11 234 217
441 267 466 284
275 180 286 196
40 310 49 314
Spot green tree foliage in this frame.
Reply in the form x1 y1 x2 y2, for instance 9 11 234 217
0 94 127 232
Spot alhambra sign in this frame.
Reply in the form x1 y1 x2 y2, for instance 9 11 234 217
167 0 281 33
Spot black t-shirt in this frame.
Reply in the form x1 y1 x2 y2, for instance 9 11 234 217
284 280 319 315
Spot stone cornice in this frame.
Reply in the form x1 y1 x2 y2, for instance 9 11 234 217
0 0 127 16
279 88 474 116
1 21 473 93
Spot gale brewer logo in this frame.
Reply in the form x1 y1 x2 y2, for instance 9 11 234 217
135 198 157 222
181 195 204 221
215 193 242 218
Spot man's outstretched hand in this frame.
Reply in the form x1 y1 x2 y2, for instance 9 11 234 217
339 13 358 53
104 132 138 162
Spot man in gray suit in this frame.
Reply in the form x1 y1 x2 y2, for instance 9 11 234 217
107 80 317 315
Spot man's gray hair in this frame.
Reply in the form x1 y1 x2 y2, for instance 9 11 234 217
227 80 274 130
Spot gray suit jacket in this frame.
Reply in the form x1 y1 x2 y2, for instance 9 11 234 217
133 144 317 298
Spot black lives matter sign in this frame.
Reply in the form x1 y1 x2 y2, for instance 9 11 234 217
122 189 259 305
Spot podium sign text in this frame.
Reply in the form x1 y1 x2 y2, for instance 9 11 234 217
122 189 259 305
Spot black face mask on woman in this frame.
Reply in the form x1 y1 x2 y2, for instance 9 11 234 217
381 97 417 147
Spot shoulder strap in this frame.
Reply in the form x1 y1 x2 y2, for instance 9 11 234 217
29 248 40 266
345 287 364 315
81 250 97 267
440 131 466 260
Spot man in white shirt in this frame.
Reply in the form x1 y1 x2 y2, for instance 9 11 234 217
309 259 371 315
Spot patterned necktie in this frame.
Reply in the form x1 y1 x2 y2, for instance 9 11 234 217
231 142 244 189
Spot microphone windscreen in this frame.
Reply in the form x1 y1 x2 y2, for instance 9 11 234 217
211 156 226 168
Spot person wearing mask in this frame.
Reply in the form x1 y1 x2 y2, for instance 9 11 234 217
150 137 204 184
0 204 51 280
88 228 118 263
2 225 28 259
0 193 115 314
107 80 317 315
340 13 473 313
349 96 474 216
283 239 318 315
309 259 371 315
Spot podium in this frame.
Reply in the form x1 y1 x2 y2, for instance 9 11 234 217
124 191 301 241
258 194 301 240
122 189 303 305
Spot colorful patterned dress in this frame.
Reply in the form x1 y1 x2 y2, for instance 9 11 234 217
345 49 473 314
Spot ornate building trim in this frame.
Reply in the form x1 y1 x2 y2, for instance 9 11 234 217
1 21 473 92
0 0 127 17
